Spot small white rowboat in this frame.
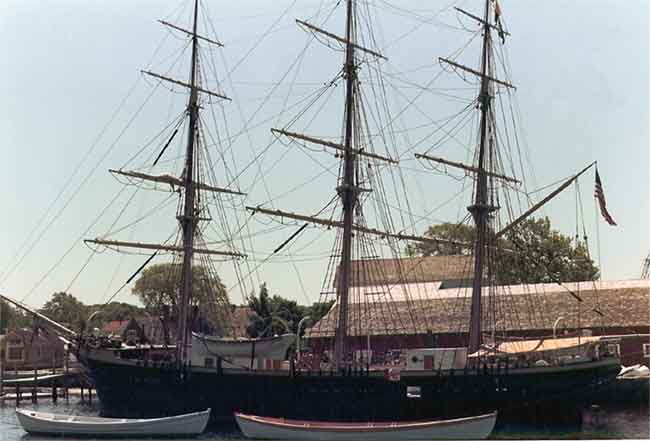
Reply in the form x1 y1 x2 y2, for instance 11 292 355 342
16 408 210 437
234 411 497 441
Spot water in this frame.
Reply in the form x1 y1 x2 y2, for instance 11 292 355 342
1 400 647 440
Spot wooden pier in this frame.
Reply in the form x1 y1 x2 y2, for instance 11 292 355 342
0 345 94 406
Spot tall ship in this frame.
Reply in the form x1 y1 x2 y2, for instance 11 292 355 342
6 0 621 426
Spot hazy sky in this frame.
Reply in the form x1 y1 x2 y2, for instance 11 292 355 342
0 0 648 309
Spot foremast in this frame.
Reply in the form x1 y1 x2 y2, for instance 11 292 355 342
85 0 244 366
246 0 464 369
177 0 200 365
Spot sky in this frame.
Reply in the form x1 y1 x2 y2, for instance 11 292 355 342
0 0 648 310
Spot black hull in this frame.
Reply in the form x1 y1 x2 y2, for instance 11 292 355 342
83 356 620 426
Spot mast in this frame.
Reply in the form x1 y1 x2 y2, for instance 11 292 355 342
467 0 493 355
177 0 200 365
333 0 357 370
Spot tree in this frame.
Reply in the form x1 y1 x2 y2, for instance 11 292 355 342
497 217 599 284
246 283 296 337
88 302 145 325
131 263 227 318
408 217 599 284
406 222 475 257
40 292 88 329
0 301 32 332
246 285 336 338
306 300 335 325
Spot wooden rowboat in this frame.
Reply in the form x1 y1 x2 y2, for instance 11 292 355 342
234 411 497 440
16 408 210 437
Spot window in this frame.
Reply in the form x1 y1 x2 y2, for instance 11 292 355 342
125 329 138 345
607 343 621 357
406 386 421 399
7 337 22 346
7 347 23 361
643 344 650 358
607 344 620 357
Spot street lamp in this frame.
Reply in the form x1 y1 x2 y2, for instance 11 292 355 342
87 310 102 324
142 311 154 342
296 316 311 362
553 316 566 339
86 310 103 335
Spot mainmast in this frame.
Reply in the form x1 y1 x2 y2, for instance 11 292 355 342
248 0 459 367
177 0 201 365
467 0 494 355
333 0 357 370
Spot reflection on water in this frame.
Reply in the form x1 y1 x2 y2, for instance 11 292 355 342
491 404 649 440
0 400 647 440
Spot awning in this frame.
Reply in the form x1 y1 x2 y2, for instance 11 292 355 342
468 336 603 358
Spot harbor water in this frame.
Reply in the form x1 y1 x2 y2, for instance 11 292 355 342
0 399 647 440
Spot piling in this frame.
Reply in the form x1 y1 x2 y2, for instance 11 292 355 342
52 381 58 403
64 344 69 402
32 366 37 403
0 349 4 399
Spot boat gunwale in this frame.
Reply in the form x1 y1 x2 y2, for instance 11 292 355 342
234 411 497 433
194 332 295 344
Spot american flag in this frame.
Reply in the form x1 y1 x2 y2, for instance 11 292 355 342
594 170 617 226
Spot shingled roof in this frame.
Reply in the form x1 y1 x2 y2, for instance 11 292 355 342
338 255 473 287
308 279 650 337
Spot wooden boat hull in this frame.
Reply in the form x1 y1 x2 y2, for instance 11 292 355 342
15 408 210 436
81 348 620 426
234 412 497 440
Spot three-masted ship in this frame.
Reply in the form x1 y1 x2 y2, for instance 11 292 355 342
71 0 620 425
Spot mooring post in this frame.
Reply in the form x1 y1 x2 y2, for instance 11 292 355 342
0 348 4 400
16 383 20 405
32 366 37 403
80 385 85 403
89 387 92 404
52 380 58 403
64 344 69 402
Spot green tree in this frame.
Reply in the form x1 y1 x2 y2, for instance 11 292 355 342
497 217 599 284
270 295 307 334
406 222 475 256
247 284 299 337
246 286 336 338
131 263 227 318
40 292 88 329
0 301 32 332
87 302 145 326
408 217 598 284
306 300 335 325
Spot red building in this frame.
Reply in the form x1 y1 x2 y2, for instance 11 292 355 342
309 256 650 366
